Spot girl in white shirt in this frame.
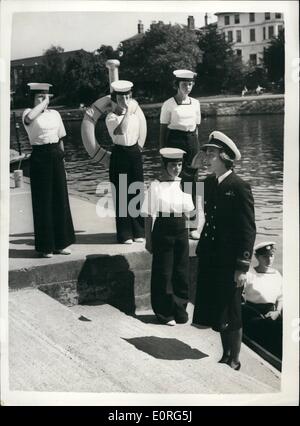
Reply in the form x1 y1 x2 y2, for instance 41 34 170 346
243 241 283 358
105 80 145 244
160 70 201 239
142 148 194 326
22 83 75 258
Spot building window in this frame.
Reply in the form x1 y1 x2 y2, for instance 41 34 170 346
236 30 242 42
275 13 282 19
236 49 242 58
234 14 240 24
227 31 233 42
263 27 266 40
268 26 274 38
278 25 284 34
249 13 255 22
250 28 256 42
225 15 230 25
265 12 271 20
250 54 257 66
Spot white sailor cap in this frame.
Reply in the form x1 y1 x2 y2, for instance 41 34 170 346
111 80 133 93
159 147 186 160
173 69 197 80
27 83 52 93
200 131 241 161
254 241 276 255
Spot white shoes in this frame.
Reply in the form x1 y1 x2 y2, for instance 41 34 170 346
123 239 133 244
54 248 72 255
166 320 176 326
41 252 53 258
134 238 145 243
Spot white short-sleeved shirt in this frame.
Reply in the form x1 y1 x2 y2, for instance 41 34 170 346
244 268 283 305
141 179 194 219
22 108 66 145
160 97 201 132
106 112 140 146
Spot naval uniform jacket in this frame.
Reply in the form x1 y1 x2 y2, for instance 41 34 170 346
193 171 256 330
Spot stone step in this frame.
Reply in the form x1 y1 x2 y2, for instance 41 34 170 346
9 288 280 394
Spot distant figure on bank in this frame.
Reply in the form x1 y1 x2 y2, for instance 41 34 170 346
159 69 201 240
105 80 145 244
255 85 264 95
241 86 248 97
192 131 256 371
243 241 283 358
22 83 75 258
142 148 195 326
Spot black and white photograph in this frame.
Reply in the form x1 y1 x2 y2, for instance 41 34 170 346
0 0 299 407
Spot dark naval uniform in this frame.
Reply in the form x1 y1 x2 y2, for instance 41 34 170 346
193 171 256 332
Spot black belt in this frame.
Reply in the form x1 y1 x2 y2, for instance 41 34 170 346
168 128 197 134
32 142 60 149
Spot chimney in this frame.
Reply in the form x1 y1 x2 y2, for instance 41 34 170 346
138 20 144 34
150 20 157 30
204 13 208 26
188 15 195 30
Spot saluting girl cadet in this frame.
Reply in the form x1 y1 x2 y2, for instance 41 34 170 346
142 148 195 326
22 83 75 258
159 69 201 240
192 131 256 370
105 80 145 244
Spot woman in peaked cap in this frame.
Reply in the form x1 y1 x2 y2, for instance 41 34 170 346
142 148 195 326
22 83 75 258
192 131 256 370
159 69 201 240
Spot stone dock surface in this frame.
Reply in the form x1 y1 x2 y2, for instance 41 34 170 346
7 177 281 397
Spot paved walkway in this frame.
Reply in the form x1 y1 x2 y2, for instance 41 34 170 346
9 288 280 395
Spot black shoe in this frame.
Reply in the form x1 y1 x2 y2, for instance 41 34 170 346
227 360 241 371
218 355 231 364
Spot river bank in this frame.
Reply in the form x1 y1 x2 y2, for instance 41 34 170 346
11 93 284 121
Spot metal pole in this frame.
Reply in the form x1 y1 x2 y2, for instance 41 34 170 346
12 111 21 155
105 59 120 92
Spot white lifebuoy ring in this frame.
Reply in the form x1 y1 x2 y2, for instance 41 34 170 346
81 95 147 163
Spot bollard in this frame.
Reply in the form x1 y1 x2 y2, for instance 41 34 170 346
14 169 23 188
105 59 120 92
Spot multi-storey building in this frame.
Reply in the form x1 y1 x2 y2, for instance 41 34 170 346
215 12 284 65
10 49 89 92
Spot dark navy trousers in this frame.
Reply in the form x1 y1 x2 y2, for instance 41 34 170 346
30 143 75 253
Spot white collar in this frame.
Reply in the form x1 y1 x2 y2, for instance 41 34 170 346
217 169 232 184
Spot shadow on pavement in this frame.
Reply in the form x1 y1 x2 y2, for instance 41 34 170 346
123 336 208 360
9 249 39 259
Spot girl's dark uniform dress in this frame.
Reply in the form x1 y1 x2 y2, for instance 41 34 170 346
106 111 144 243
142 179 194 323
22 108 75 253
160 97 201 194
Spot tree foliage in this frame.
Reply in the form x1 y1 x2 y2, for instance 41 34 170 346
42 45 65 95
263 31 285 87
196 26 244 94
121 24 201 100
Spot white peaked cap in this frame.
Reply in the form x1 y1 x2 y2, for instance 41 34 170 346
27 83 52 92
254 241 276 253
111 80 133 93
173 69 197 80
201 131 241 161
159 147 186 160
